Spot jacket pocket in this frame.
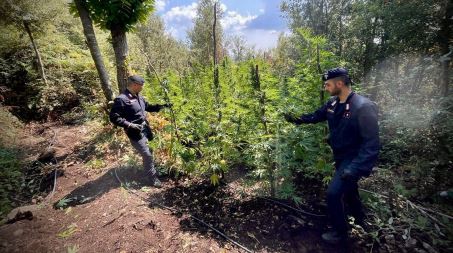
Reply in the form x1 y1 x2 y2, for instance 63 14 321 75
126 128 143 141
143 125 154 140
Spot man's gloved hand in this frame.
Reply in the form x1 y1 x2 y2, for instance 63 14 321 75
341 169 359 181
156 103 172 110
128 123 143 131
284 113 302 125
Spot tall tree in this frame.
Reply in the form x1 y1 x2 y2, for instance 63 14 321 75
136 14 166 75
437 0 452 96
133 13 190 93
0 0 53 84
188 0 224 66
272 33 299 77
281 0 346 37
86 0 155 92
225 35 255 62
72 0 113 101
281 0 352 67
281 0 446 86
135 14 189 74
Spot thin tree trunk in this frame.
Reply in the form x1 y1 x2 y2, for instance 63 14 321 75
412 55 426 93
253 65 275 197
213 2 221 123
363 21 376 77
372 63 382 101
316 44 324 105
137 29 152 77
74 0 113 101
213 3 217 67
338 0 343 57
438 0 452 97
317 44 328 139
322 0 328 35
23 20 47 85
111 25 129 92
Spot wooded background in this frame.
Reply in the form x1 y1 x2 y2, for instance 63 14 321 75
0 0 451 250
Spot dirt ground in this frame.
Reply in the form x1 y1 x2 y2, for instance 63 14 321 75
0 122 368 253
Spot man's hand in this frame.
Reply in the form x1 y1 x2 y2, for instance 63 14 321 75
341 169 359 181
156 103 172 110
128 123 143 131
284 113 302 125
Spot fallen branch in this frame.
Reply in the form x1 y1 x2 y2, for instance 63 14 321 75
359 188 451 227
102 211 125 227
359 188 389 199
406 200 447 228
415 203 453 221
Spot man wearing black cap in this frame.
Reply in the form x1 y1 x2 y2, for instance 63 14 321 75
110 75 171 187
284 68 379 243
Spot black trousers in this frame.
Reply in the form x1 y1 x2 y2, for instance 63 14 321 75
326 159 364 234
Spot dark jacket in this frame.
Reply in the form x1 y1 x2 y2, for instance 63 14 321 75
109 89 164 141
297 92 379 177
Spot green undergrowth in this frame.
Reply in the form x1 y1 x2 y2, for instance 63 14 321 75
0 148 22 218
0 107 24 218
360 168 453 252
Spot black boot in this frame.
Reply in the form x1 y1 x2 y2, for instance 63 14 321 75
321 231 347 244
148 173 162 188
152 178 162 188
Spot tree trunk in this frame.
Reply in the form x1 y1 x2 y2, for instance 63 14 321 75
253 65 275 197
23 20 47 85
213 2 221 123
74 0 113 101
213 3 217 67
438 0 452 97
363 21 376 77
111 25 129 92
316 44 324 105
337 0 344 57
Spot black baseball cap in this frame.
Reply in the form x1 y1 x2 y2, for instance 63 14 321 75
322 67 349 82
128 75 145 85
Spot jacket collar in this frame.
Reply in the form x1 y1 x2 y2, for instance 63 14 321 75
124 88 139 99
344 91 355 103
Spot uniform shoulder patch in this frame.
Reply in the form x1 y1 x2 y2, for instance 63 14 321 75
117 94 128 100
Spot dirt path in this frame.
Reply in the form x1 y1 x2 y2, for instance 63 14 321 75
0 123 365 253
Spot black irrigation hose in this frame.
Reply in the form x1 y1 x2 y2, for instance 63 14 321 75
258 196 326 218
39 126 58 202
113 168 253 253
224 184 326 218
49 156 58 199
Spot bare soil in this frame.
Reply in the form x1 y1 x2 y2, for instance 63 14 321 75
0 122 368 253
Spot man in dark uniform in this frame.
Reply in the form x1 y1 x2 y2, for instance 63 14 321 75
285 68 379 243
110 75 171 187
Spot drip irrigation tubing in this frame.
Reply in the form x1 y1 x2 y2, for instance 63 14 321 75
113 168 253 253
40 126 59 202
258 196 326 218
223 184 326 218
